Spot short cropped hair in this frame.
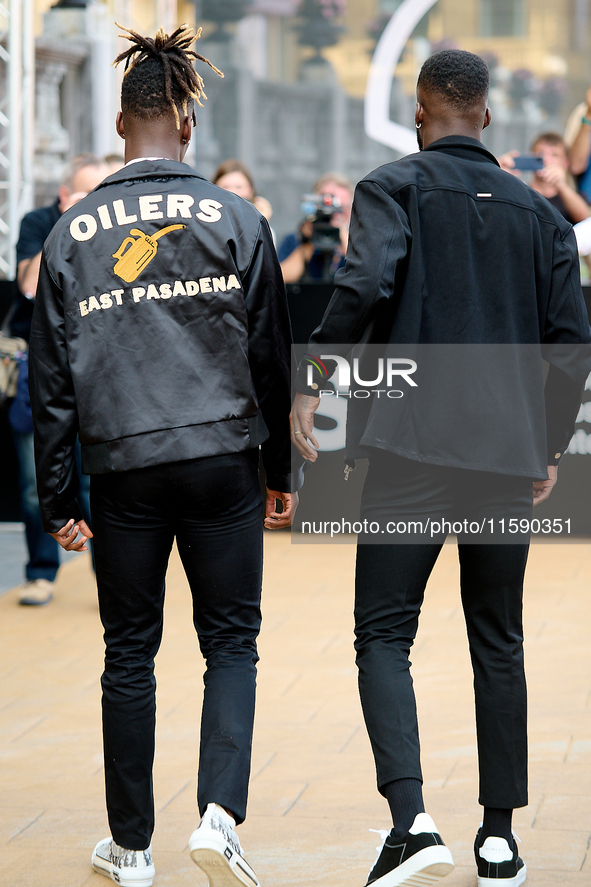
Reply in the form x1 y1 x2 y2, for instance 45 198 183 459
531 132 566 152
417 49 489 110
61 154 107 189
313 171 354 196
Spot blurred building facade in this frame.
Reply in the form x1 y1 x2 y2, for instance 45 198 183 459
1 0 591 271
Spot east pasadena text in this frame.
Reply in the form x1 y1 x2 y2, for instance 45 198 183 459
77 274 242 317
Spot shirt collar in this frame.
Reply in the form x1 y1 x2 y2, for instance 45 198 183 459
94 158 208 191
124 157 167 166
423 136 500 166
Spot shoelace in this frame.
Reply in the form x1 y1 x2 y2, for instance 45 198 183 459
111 847 137 868
211 813 244 857
368 828 391 872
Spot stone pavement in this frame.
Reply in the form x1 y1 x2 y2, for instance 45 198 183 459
1 533 591 886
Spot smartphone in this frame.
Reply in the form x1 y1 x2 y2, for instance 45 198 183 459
512 155 544 171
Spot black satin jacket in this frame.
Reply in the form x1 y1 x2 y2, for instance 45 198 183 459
29 160 294 533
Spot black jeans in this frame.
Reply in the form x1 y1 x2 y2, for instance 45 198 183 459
90 450 263 850
355 452 531 810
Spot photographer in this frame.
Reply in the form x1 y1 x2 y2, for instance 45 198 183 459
278 171 353 283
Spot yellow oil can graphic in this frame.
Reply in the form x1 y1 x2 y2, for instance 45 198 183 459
112 224 186 282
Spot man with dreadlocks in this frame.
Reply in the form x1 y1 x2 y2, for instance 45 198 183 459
28 23 296 887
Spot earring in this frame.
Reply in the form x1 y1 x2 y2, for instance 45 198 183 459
416 122 422 129
182 138 188 144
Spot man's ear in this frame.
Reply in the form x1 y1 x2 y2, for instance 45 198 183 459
180 115 192 144
483 107 492 130
415 101 424 127
58 184 70 212
116 111 125 140
179 115 192 160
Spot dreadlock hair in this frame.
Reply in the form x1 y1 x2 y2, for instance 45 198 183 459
113 23 223 129
417 49 489 111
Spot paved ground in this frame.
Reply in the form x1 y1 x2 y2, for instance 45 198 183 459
0 523 75 595
1 533 591 886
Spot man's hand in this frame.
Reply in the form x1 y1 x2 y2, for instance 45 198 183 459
264 489 298 529
539 164 567 189
291 391 320 461
50 518 93 551
253 194 273 222
498 150 520 175
532 465 558 506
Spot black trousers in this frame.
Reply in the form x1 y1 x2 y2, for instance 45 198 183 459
355 452 531 810
90 450 263 850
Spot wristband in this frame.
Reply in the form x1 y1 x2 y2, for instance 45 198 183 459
582 116 591 125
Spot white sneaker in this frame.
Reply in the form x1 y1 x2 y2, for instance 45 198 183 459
18 578 54 606
189 803 260 887
91 838 155 887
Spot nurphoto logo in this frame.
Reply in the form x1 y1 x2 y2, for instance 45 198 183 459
307 354 418 398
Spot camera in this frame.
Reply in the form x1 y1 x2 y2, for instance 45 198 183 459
300 193 342 252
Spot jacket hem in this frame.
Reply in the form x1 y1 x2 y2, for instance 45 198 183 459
357 438 547 480
81 419 257 475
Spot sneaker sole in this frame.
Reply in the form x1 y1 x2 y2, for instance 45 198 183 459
91 852 155 887
190 845 260 887
477 863 527 887
19 593 53 606
369 844 454 887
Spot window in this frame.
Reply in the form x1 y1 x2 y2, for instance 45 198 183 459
480 0 526 37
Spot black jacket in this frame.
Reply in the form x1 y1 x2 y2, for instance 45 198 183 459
29 160 294 533
297 136 591 478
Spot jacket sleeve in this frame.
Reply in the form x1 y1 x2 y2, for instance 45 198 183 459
543 227 591 465
243 218 299 493
295 179 411 392
28 253 83 533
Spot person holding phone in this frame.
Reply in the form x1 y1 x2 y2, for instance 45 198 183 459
499 132 589 223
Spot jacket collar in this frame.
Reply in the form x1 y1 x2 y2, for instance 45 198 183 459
95 159 208 191
422 135 500 166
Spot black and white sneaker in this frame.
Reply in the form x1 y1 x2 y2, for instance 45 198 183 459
189 802 260 887
364 812 454 887
475 833 526 886
91 838 155 887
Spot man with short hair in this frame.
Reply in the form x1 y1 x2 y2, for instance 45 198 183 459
10 153 109 605
292 49 590 887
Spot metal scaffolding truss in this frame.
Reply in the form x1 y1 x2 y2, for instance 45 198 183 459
0 0 34 280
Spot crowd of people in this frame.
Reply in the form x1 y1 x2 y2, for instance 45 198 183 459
3 26 591 887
